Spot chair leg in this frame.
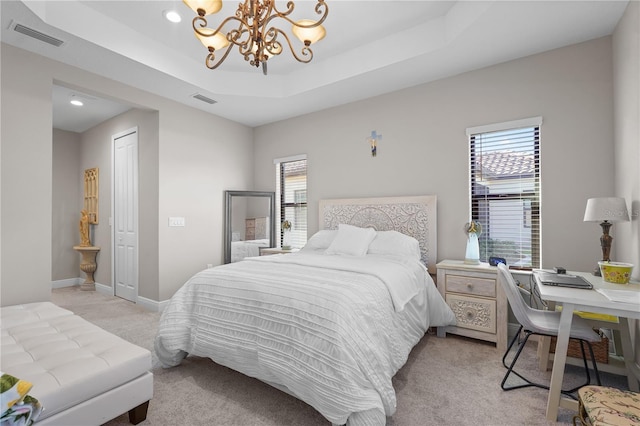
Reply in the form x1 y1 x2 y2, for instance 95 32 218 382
501 330 542 391
575 340 592 390
501 331 601 395
563 340 602 394
502 325 524 369
584 340 601 386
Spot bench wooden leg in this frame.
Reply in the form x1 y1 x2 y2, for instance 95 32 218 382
128 401 149 425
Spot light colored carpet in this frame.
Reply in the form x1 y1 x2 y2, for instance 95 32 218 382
51 287 628 426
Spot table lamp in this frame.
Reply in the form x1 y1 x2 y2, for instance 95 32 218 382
583 197 630 275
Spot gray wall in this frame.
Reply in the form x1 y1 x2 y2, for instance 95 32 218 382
1 42 254 306
613 0 639 279
157 106 254 300
1 44 53 305
52 129 81 281
253 37 615 274
78 108 160 300
612 0 639 365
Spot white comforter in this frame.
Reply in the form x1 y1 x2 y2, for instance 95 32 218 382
155 253 455 425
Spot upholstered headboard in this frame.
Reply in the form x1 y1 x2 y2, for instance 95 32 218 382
319 195 437 274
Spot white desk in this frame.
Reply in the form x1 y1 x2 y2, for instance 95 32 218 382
534 271 640 421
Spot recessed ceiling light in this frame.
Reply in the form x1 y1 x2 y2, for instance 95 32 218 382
70 96 83 106
163 10 182 23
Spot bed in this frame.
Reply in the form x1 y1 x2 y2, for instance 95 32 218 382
155 195 455 425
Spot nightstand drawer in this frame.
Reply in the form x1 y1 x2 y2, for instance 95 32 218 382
446 274 496 298
446 293 497 334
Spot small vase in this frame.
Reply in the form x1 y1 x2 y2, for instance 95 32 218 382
464 233 480 265
282 231 292 250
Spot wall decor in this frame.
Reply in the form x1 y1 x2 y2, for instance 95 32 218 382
366 130 382 157
84 167 99 224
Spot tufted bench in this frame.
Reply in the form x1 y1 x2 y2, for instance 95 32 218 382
573 385 640 426
1 302 153 425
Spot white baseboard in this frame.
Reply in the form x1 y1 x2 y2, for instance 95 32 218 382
51 278 82 288
94 284 168 311
52 279 111 292
95 282 113 295
52 279 169 312
137 296 169 312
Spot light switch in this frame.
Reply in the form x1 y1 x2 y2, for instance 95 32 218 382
168 217 185 227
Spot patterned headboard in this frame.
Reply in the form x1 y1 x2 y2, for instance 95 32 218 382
319 195 437 274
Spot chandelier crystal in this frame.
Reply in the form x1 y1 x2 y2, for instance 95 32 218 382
183 0 328 75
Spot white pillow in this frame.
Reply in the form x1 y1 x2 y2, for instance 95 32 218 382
367 230 421 260
325 224 376 257
300 229 337 251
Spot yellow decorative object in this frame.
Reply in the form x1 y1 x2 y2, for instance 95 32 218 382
574 310 619 323
598 261 633 284
83 167 99 224
79 209 91 247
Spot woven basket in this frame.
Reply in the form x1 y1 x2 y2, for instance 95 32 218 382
550 331 609 364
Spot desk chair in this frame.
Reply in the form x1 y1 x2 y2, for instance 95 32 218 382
497 264 602 395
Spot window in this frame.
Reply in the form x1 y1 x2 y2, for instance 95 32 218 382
468 117 541 269
275 156 307 249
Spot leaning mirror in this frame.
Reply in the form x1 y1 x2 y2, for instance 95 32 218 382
224 190 276 264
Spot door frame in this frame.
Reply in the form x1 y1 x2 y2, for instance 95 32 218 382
111 126 139 301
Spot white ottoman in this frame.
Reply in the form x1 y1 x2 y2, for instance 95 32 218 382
1 302 153 425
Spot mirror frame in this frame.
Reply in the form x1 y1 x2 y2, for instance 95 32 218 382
224 190 276 264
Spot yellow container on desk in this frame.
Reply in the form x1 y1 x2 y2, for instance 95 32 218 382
598 261 634 284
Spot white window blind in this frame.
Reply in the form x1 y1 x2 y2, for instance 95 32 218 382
469 121 541 269
276 158 307 249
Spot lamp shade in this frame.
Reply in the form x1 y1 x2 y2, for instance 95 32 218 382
583 197 630 222
292 20 326 45
183 0 222 16
195 28 229 51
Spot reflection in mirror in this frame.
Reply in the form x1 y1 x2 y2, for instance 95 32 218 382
224 190 275 263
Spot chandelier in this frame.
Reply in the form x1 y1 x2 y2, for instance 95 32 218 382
183 0 329 75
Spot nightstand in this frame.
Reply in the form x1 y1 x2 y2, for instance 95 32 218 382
259 247 299 256
436 260 507 351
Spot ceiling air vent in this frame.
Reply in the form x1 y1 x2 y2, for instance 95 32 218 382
192 93 217 105
13 23 65 47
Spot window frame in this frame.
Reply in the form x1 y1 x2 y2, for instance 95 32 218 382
274 154 307 249
467 117 542 270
